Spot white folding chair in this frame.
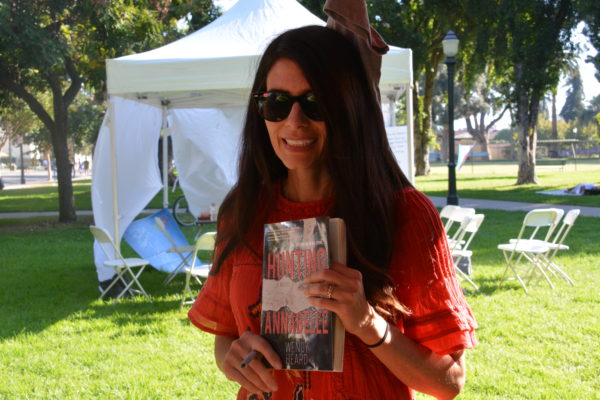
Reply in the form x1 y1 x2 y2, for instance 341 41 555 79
450 214 485 292
440 205 461 232
519 209 579 286
90 225 152 304
497 208 564 292
154 217 195 286
444 206 476 249
181 231 215 308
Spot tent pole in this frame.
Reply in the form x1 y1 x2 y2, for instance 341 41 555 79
161 102 169 209
108 96 120 246
406 83 415 184
388 94 397 127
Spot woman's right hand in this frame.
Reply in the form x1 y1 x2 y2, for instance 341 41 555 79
215 331 282 395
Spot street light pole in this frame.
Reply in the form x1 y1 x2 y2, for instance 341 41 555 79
443 31 460 206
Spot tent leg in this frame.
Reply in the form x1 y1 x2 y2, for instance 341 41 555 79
108 97 120 246
161 103 169 209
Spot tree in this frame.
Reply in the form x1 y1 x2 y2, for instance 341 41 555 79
467 0 578 184
300 1 472 176
0 0 219 222
0 97 41 153
368 0 473 176
576 0 600 81
455 72 508 160
560 67 585 122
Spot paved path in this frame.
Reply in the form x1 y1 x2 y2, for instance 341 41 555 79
428 196 600 218
0 168 89 190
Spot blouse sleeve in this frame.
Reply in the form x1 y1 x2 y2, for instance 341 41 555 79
391 189 478 355
188 241 238 337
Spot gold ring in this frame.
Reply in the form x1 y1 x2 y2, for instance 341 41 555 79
327 284 334 299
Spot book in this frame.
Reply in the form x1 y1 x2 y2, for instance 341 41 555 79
261 216 346 372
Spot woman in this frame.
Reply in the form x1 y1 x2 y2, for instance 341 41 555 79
188 25 477 400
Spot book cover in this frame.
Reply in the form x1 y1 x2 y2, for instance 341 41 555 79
261 217 346 371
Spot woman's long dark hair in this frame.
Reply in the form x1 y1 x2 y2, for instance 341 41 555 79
214 25 412 319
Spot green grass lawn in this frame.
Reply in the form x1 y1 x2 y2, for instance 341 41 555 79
416 159 600 207
0 180 184 214
1 211 598 399
1 160 598 214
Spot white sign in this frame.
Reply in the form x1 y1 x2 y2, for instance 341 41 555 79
386 125 414 184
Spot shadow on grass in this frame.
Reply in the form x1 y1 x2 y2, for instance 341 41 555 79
0 224 190 339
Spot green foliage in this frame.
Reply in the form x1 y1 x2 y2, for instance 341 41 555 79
464 0 579 183
0 96 42 145
493 128 517 143
67 92 104 152
0 0 220 221
536 114 570 140
560 67 585 122
576 0 600 81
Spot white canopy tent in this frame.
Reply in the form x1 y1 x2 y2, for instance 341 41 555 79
92 0 413 281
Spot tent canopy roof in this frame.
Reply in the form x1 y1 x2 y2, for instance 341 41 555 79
106 0 411 108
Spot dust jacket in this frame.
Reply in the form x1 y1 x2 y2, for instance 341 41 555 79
261 217 346 371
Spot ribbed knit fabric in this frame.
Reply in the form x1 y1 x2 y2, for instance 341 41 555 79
188 185 477 400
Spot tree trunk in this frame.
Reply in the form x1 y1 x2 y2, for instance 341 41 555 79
466 116 492 161
550 92 559 157
45 150 52 181
515 66 539 185
413 83 429 176
51 105 76 223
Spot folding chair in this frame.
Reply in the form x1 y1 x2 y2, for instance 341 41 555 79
154 216 195 286
90 225 152 304
181 231 216 308
450 214 485 292
440 205 461 232
515 209 579 286
497 208 564 292
444 206 476 249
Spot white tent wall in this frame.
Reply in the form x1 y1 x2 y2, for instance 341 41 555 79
171 106 244 216
91 0 413 282
91 97 163 280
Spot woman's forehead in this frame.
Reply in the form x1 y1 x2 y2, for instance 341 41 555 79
266 58 312 94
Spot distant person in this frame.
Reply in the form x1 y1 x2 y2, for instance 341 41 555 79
187 23 477 400
83 160 90 176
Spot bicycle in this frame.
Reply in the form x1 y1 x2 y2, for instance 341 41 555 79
173 194 197 226
171 177 217 227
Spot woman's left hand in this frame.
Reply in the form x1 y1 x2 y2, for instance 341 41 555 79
301 262 375 337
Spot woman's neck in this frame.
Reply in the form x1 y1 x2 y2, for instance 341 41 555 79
283 170 332 203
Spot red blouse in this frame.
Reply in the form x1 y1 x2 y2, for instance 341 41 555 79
188 186 477 400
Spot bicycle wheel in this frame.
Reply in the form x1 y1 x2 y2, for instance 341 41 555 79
173 195 197 226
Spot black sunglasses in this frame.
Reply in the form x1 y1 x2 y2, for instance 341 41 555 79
252 90 323 122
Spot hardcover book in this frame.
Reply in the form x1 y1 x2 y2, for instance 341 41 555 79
261 216 346 371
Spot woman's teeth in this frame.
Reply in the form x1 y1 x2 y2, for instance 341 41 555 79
285 139 314 147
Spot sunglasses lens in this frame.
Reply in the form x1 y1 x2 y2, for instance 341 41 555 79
299 93 322 121
255 91 322 122
264 92 293 122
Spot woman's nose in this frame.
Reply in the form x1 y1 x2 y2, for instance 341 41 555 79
285 101 309 126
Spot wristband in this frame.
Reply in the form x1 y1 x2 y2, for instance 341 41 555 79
365 322 389 348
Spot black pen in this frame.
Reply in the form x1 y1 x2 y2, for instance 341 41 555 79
240 350 257 368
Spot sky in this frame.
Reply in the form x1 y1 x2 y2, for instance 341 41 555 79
214 1 599 130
